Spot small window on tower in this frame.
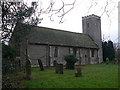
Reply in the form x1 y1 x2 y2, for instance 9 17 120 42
87 22 89 28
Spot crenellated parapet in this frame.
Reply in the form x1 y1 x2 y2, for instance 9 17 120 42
82 14 100 20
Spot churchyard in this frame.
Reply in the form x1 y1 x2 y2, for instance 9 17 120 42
3 63 118 88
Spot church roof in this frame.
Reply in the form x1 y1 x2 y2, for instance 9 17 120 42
12 23 98 49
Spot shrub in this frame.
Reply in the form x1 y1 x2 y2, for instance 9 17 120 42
64 55 78 69
2 44 17 74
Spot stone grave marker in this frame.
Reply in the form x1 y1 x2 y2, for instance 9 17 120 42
56 63 63 74
38 59 44 71
106 57 109 64
75 67 82 77
26 59 31 80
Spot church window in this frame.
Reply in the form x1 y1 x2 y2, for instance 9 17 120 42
73 48 77 57
91 49 95 57
69 48 70 54
54 47 58 57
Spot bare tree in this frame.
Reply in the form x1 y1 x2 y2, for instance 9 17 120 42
1 0 117 43
1 1 41 43
1 0 76 43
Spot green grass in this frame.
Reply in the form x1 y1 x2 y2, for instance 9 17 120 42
20 63 118 88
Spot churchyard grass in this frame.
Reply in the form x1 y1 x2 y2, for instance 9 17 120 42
20 63 118 88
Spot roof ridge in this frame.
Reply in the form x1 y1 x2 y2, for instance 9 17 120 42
20 22 88 36
11 22 98 49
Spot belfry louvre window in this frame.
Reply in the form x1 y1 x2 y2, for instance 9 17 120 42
54 47 58 57
87 21 89 28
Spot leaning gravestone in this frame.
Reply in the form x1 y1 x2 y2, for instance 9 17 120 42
56 63 63 74
38 59 44 71
26 59 31 80
75 67 82 77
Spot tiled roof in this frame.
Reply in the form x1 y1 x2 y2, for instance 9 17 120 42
12 23 98 49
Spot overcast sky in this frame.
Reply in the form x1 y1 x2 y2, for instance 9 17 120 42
26 0 119 43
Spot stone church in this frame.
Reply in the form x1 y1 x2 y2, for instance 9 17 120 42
10 14 103 66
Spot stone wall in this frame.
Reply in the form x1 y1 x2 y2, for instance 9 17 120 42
50 46 69 66
27 45 47 66
26 44 98 66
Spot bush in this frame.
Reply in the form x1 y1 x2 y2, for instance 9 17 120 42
2 44 17 74
64 55 78 70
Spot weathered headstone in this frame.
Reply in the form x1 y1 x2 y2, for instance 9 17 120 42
38 59 44 71
26 59 31 80
106 57 109 64
75 67 82 77
112 59 115 64
53 60 57 67
56 63 63 74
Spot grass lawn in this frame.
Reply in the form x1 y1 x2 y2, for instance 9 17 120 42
18 63 118 88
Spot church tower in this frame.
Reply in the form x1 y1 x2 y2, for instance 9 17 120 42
82 14 103 63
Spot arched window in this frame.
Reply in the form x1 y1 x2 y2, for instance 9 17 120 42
91 49 95 57
54 47 58 57
73 48 77 57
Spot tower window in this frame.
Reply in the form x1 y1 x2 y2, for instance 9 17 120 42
87 22 89 28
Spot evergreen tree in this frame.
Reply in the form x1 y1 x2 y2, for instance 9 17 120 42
102 41 108 61
107 40 115 61
102 40 115 62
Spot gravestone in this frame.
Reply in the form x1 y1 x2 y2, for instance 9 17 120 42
112 59 116 64
106 57 109 64
53 60 57 67
26 59 31 80
75 67 82 77
38 59 44 71
56 63 63 74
